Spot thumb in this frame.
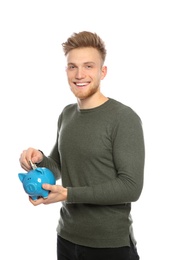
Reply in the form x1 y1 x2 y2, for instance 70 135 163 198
32 153 43 164
27 148 43 164
42 183 54 191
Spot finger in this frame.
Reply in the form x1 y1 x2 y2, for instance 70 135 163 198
20 163 30 172
19 150 32 171
19 148 39 170
29 196 45 206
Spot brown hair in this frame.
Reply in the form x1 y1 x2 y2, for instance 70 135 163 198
62 31 107 63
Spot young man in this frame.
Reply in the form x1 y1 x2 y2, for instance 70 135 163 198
19 31 145 260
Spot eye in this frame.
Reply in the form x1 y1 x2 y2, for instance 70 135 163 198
84 64 94 69
67 65 76 70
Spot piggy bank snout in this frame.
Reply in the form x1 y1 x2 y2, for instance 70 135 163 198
24 176 42 194
25 182 38 194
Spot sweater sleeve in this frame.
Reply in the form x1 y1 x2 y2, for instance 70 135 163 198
67 109 145 205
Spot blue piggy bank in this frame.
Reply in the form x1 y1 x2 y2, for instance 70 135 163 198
18 167 56 200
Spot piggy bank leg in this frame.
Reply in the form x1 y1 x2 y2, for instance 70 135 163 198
31 195 38 201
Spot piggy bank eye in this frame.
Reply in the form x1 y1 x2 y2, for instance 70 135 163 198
38 178 41 183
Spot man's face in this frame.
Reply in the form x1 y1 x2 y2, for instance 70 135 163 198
66 47 107 100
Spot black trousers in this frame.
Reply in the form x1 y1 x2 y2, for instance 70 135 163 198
57 235 140 260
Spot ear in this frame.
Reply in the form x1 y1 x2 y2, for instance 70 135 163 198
101 66 107 80
18 173 26 183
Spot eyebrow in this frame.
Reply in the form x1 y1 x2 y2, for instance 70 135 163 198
67 62 96 66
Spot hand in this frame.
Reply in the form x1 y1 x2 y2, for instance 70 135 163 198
29 184 68 206
19 147 43 172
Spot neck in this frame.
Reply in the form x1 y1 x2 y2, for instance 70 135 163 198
77 92 109 109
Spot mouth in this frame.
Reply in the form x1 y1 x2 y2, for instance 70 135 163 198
74 82 90 87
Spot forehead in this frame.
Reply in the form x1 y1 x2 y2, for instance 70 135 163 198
67 47 102 64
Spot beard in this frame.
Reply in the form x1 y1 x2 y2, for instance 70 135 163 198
70 84 100 100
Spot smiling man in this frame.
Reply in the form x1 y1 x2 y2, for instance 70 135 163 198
66 46 107 108
19 31 145 260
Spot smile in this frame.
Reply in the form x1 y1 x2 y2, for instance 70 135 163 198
75 82 90 87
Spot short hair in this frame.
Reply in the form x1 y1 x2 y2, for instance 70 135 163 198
62 31 107 64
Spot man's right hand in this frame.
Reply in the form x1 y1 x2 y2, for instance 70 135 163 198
19 147 43 172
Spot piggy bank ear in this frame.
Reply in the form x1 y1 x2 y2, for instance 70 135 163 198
18 173 26 183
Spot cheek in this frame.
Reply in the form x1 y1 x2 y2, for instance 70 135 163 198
95 71 103 81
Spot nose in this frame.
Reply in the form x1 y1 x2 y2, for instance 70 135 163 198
75 68 85 79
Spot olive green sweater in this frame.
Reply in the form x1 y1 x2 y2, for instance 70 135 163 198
39 98 145 248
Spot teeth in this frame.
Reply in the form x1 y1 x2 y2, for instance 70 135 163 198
76 83 87 86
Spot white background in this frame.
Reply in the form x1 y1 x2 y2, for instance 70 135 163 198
0 0 173 259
